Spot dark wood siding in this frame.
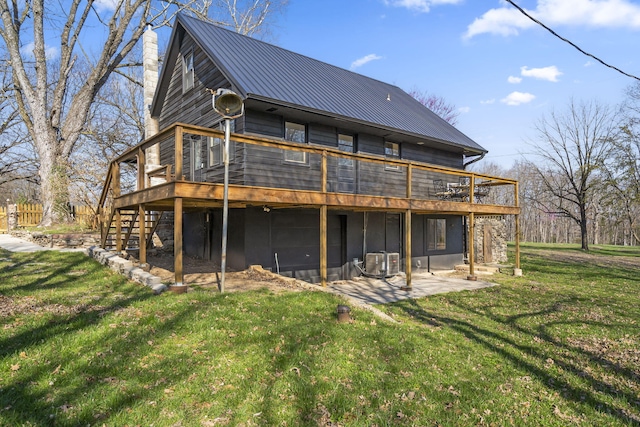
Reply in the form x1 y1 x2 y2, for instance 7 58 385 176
158 33 229 130
309 123 336 147
357 133 384 156
242 145 322 191
403 143 463 168
244 110 283 138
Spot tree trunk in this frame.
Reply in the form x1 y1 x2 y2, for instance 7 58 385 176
38 143 72 226
580 207 589 251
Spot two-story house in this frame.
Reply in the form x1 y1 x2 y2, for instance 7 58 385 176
98 14 521 287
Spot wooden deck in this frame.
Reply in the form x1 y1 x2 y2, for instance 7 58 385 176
99 123 521 288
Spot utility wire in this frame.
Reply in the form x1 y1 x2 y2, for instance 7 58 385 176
505 0 640 82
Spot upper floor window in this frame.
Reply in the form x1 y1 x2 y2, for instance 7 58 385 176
338 134 354 167
182 51 194 92
209 136 222 166
384 141 399 170
284 121 307 164
209 121 235 167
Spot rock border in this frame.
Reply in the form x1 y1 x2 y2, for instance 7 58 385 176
86 246 167 294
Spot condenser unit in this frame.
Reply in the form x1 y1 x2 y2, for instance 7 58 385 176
365 252 400 277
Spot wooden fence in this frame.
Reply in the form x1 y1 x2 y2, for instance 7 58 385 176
0 204 96 232
0 206 6 232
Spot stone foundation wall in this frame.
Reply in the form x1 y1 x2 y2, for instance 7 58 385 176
10 231 101 249
474 216 507 264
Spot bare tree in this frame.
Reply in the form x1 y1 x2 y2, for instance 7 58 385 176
174 0 288 38
408 88 460 126
529 99 620 250
71 62 145 208
602 120 640 244
0 1 287 226
0 1 171 225
0 56 35 190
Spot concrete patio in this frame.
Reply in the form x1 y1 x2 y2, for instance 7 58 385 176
325 272 496 305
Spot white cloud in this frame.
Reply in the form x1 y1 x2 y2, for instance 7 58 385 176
501 91 536 106
508 76 522 84
20 42 59 60
95 0 118 12
521 65 563 82
465 7 534 38
459 106 470 113
481 98 496 105
350 54 383 70
584 61 594 67
383 0 462 13
465 0 640 39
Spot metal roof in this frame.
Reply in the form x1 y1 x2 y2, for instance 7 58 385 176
174 13 487 154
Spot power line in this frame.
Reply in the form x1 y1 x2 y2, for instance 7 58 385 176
505 0 640 82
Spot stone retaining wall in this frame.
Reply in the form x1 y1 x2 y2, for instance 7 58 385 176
86 246 167 294
10 230 101 249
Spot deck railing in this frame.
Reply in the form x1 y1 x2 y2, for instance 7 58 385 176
100 123 518 210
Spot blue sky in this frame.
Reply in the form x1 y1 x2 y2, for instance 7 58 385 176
271 0 640 168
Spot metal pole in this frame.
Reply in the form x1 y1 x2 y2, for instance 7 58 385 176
220 118 231 293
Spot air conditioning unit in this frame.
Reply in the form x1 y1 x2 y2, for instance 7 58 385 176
365 252 400 277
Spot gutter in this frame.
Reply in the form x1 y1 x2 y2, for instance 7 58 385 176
463 152 486 170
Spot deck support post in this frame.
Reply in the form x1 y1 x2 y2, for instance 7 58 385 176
320 151 327 287
137 147 146 191
320 204 327 287
514 213 522 276
175 126 183 181
174 197 184 286
113 163 122 252
402 209 412 290
139 204 146 265
115 210 122 252
467 212 476 280
514 182 522 276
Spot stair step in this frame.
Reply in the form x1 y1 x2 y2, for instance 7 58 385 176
454 264 500 274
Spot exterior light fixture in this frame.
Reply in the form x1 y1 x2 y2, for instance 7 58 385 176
211 88 245 293
213 88 244 119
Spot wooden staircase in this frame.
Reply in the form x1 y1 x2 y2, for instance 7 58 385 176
101 209 164 251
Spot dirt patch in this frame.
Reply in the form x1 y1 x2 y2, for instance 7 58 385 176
0 295 106 318
146 253 318 293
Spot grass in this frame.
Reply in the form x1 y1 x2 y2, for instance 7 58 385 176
0 243 639 426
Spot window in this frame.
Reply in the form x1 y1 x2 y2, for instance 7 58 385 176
338 134 354 167
209 122 235 166
427 218 447 251
189 135 205 181
284 121 307 163
182 51 194 92
384 141 399 170
208 136 222 166
193 137 203 170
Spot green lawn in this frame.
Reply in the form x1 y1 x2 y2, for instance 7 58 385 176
0 244 639 426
